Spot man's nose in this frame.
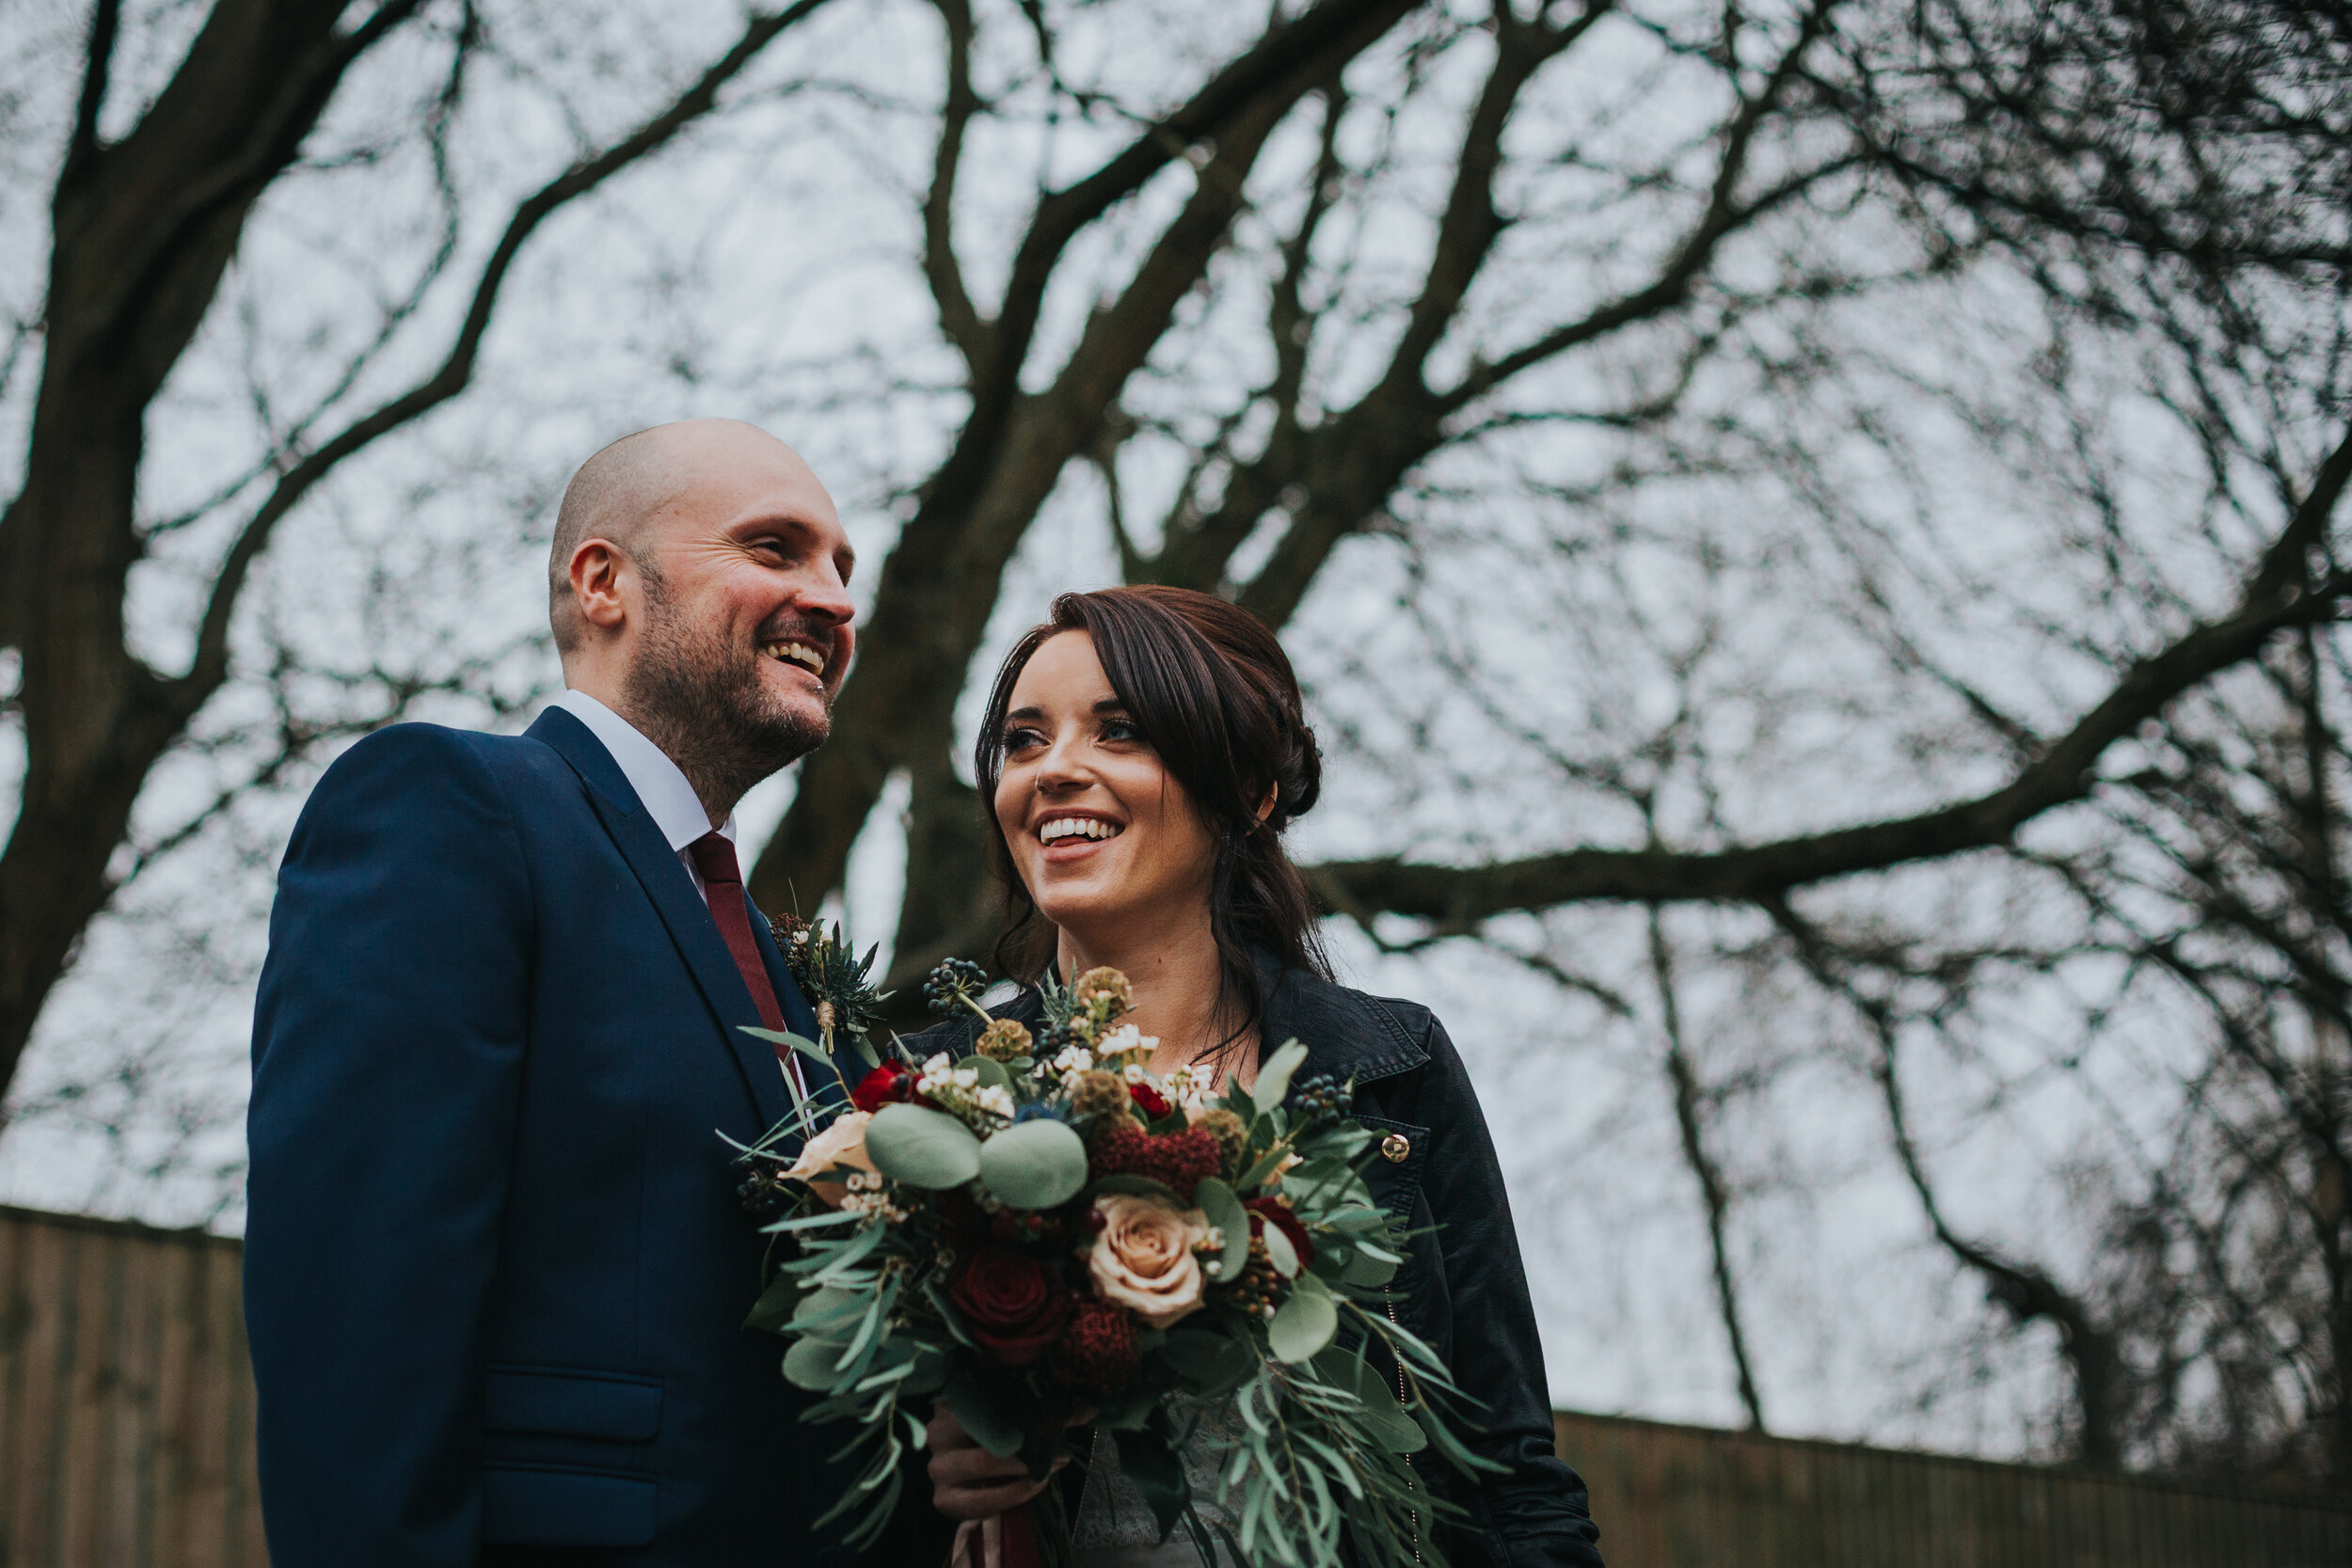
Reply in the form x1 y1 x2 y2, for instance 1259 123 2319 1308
797 564 854 627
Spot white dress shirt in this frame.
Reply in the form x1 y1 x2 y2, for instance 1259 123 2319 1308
551 689 737 891
550 690 803 1098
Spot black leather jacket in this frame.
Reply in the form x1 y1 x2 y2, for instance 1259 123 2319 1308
898 958 1606 1568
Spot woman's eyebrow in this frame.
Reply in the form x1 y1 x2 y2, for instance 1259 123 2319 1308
1005 705 1045 722
1091 697 1129 713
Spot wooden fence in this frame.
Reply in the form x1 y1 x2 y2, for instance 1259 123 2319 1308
1559 1410 2352 1568
3 1204 2347 1566
0 1207 262 1568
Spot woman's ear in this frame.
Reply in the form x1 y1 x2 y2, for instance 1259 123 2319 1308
1255 784 1278 823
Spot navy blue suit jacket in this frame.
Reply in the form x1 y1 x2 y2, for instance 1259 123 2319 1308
246 708 843 1566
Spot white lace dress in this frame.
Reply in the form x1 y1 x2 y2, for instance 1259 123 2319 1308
1071 1396 1245 1567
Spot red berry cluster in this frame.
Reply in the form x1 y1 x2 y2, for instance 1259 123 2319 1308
1088 1119 1222 1201
1051 1299 1139 1394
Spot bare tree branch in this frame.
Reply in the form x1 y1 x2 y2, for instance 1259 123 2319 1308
179 0 841 704
1771 896 2128 1465
1650 907 1770 1432
922 0 991 369
1311 425 2352 924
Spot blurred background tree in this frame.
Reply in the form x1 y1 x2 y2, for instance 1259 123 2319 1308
0 0 2343 1489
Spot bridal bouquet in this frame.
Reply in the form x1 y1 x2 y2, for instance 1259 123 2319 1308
731 929 1497 1567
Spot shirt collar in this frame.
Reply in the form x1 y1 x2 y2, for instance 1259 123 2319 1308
549 689 736 855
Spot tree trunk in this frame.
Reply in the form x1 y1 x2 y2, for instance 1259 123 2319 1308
0 0 379 1094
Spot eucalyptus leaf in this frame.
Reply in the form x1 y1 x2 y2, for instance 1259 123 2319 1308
901 1343 950 1397
942 1370 1025 1458
784 1334 850 1391
792 1285 869 1341
1313 1349 1426 1454
1193 1177 1250 1282
955 1054 1013 1091
743 1271 805 1335
1112 1424 1192 1543
1342 1245 1400 1288
864 1102 982 1188
977 1117 1089 1209
1261 1220 1299 1279
1160 1326 1256 1390
1254 1038 1310 1108
1284 1157 1355 1199
1414 1402 1509 1476
741 1025 824 1055
1268 1276 1339 1363
1092 1380 1158 1432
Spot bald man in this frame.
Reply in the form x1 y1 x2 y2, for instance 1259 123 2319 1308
246 421 865 1566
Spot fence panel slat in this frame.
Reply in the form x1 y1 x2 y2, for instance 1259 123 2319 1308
8 1207 2351 1568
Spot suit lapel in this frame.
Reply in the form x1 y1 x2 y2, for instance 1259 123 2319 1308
528 707 790 1132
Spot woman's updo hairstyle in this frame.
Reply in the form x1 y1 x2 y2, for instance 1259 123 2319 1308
976 585 1332 1045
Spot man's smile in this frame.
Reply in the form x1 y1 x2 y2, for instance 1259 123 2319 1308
762 637 827 676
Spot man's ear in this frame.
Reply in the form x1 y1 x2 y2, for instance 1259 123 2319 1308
569 539 632 634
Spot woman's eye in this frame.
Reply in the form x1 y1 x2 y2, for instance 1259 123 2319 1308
1002 726 1044 752
1099 718 1140 743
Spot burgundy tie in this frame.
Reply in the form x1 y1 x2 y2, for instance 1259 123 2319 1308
686 834 805 1099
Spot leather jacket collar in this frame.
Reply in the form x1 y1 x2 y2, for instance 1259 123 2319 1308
1255 952 1429 1090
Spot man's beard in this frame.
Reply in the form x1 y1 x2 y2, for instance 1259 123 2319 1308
622 581 832 816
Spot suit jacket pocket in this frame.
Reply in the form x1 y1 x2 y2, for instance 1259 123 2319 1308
483 1462 657 1547
485 1364 662 1441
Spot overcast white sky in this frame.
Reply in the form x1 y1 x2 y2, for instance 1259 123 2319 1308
0 0 2328 1463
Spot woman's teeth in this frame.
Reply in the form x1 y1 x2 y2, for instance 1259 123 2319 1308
1039 817 1121 843
764 641 825 674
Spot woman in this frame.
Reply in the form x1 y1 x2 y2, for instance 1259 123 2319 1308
913 586 1605 1568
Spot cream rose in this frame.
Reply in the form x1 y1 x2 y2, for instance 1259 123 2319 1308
1087 1192 1211 1327
783 1110 875 1208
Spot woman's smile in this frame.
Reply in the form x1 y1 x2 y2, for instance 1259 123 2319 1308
1033 810 1127 863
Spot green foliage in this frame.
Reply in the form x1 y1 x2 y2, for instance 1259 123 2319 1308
1161 1327 1256 1392
1113 1418 1193 1541
977 1117 1089 1208
776 917 892 1068
863 1103 983 1188
1253 1038 1311 1109
737 959 1502 1564
942 1369 1027 1460
1269 1275 1338 1362
1192 1177 1250 1283
956 1053 1014 1091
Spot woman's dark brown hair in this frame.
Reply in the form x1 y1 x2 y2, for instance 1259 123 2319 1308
976 585 1332 1055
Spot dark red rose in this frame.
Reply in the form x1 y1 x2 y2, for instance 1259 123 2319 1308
851 1061 917 1114
949 1247 1074 1367
1245 1197 1316 1270
1127 1081 1172 1119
